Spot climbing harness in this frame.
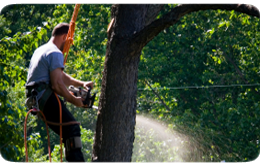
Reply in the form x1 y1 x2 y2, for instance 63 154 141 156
24 4 83 162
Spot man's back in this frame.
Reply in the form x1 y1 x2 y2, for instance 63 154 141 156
26 41 64 86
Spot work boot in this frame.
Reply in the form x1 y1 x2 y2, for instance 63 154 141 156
65 148 85 162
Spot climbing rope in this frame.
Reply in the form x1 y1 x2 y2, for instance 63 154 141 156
24 108 52 162
24 103 80 162
60 4 81 161
63 4 81 65
24 4 81 162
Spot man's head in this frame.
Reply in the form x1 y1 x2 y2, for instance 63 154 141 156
52 23 70 36
51 23 70 51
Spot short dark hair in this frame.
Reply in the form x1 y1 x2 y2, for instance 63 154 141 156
52 23 69 36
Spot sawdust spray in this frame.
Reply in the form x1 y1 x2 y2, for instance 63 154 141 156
132 115 196 162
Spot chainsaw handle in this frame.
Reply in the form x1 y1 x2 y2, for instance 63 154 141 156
83 86 90 106
87 86 91 92
83 87 96 108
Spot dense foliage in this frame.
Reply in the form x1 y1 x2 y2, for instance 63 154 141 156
0 4 259 162
137 6 260 162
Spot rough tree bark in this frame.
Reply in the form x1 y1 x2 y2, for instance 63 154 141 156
92 4 259 162
92 5 149 162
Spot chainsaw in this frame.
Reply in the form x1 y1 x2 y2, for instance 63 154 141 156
68 85 98 109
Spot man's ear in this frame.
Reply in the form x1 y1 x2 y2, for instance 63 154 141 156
62 34 67 41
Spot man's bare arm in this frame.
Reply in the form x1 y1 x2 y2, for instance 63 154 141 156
50 68 84 107
62 72 83 87
62 72 93 89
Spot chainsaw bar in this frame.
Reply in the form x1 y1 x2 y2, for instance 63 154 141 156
92 105 98 110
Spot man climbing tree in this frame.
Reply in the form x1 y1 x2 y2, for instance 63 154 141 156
92 4 259 162
25 23 93 162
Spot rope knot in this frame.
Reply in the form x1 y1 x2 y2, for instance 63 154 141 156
70 21 75 25
68 37 74 45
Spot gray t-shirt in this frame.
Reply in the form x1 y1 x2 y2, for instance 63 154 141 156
26 41 64 99
26 41 64 86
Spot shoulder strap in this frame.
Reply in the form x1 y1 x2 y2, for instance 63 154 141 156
38 86 53 111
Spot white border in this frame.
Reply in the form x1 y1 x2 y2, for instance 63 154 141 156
0 0 260 165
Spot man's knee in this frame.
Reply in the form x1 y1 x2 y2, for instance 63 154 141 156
63 124 84 161
64 136 84 162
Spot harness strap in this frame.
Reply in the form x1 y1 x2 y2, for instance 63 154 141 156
38 86 53 111
26 83 49 97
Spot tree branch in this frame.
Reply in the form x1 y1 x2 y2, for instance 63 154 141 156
143 79 171 112
223 51 260 95
0 139 13 150
223 52 249 84
131 4 260 51
144 4 164 26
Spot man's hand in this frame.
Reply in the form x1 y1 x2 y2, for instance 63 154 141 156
83 81 94 91
73 96 85 107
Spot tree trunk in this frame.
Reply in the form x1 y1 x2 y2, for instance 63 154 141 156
92 5 148 161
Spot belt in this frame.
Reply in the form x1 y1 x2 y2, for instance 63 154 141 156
26 82 50 97
25 82 53 111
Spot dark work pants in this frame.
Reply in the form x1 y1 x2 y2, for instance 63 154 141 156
41 92 84 162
